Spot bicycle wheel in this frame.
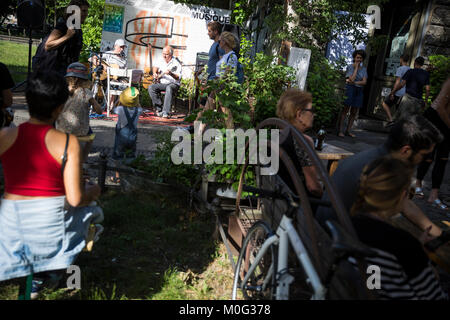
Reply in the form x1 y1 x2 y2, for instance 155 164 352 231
232 221 276 300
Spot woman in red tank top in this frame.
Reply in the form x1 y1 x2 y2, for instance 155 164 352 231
0 71 103 292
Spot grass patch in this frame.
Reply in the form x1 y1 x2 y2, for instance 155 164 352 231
0 40 38 84
0 188 234 300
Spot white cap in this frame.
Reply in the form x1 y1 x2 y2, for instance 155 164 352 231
115 39 126 47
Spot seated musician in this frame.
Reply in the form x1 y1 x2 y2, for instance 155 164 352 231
102 39 128 69
147 45 182 118
89 39 128 111
90 39 128 69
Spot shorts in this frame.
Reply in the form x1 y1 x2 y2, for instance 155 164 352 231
344 84 364 108
0 196 103 281
383 95 401 108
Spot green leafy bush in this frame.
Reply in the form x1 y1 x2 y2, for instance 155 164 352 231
130 131 199 187
426 55 450 104
306 51 344 129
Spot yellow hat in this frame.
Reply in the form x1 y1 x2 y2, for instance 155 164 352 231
119 87 140 107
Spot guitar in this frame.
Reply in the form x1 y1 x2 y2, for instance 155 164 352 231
142 43 155 89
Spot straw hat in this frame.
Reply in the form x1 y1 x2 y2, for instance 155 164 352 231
119 87 140 107
65 62 89 80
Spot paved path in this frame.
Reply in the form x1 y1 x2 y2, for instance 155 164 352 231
11 92 176 161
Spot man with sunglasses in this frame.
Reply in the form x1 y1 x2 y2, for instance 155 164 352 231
316 115 444 239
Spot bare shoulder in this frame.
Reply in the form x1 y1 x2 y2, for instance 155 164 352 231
46 128 80 159
0 126 18 155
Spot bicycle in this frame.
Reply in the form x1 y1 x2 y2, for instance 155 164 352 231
231 185 376 300
231 118 376 300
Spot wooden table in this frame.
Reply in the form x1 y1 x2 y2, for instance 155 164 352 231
317 143 354 175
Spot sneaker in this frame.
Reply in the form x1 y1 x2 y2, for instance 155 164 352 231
30 278 44 300
161 113 169 118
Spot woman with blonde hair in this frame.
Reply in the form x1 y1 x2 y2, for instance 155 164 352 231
276 88 323 198
350 157 447 300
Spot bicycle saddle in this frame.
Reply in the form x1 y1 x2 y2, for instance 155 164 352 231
325 220 377 259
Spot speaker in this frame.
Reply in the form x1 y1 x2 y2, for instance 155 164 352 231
17 0 45 29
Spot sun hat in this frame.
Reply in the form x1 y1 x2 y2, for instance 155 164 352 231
119 87 140 107
115 39 127 47
65 62 89 80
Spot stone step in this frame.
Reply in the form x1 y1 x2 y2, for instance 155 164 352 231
353 118 391 133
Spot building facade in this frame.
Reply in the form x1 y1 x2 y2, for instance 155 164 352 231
365 0 450 119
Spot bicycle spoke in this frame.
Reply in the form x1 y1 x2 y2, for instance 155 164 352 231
232 221 276 300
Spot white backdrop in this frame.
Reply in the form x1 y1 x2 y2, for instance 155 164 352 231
101 0 231 78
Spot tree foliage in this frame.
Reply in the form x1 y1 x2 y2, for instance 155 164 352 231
43 0 105 61
426 55 450 104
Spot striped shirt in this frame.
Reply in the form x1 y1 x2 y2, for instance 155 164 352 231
351 215 447 300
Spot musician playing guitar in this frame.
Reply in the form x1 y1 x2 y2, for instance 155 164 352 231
148 46 182 118
90 39 127 69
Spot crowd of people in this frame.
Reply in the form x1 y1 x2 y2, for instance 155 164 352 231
0 0 449 300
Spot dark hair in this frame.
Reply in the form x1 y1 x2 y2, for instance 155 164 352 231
64 0 89 20
69 0 90 7
207 21 222 35
400 54 409 63
352 49 366 61
386 115 443 153
26 71 69 121
414 56 425 66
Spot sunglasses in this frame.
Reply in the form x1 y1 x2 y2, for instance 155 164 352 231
302 108 316 114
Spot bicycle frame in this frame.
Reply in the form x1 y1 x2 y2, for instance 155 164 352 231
241 215 326 300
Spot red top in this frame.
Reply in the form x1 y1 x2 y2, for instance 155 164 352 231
1 122 65 196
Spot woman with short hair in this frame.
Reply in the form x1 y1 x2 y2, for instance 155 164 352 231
276 88 323 198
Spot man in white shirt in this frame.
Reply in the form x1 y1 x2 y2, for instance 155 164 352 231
148 46 182 118
90 39 127 69
102 39 127 69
